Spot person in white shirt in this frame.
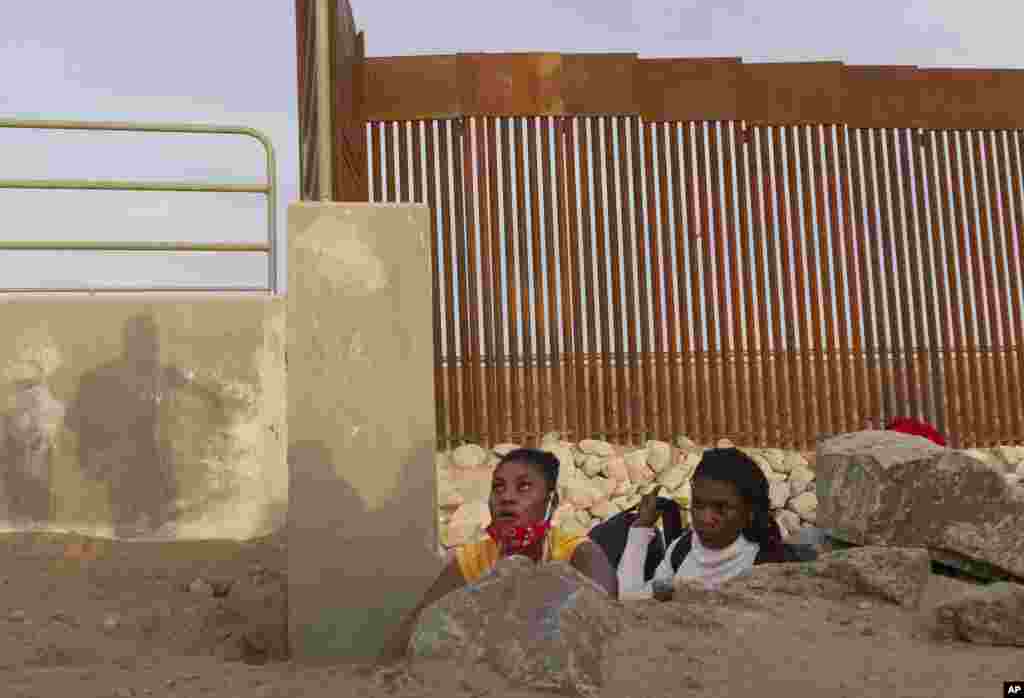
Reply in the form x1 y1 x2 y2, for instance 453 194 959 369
618 448 805 601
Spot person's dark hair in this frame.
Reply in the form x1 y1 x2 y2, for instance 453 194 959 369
497 448 560 494
692 447 782 548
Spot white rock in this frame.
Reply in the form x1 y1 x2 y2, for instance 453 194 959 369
657 465 688 492
783 451 808 472
579 439 615 457
492 443 521 457
450 500 490 529
996 445 1024 466
188 578 214 595
646 440 673 473
452 444 487 469
681 451 703 469
576 509 594 527
675 435 698 450
435 452 451 471
582 454 605 477
775 510 802 538
559 518 588 537
787 466 815 497
769 480 792 510
565 480 602 509
612 479 637 497
552 503 576 526
716 438 734 448
674 481 692 505
574 450 588 468
592 476 617 498
788 492 817 521
625 456 655 484
540 432 562 447
589 499 620 520
624 449 649 472
764 469 787 483
1017 461 1024 479
761 449 787 473
603 456 629 482
439 484 465 510
962 448 995 465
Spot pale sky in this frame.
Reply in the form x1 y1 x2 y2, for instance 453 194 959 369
1 0 1021 295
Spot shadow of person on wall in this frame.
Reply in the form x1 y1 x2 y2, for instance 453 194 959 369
65 313 187 538
288 433 440 664
0 380 67 526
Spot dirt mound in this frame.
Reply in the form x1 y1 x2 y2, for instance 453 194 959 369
0 530 1020 698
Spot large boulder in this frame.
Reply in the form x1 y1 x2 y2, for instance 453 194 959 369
933 582 1024 646
409 557 621 697
816 430 1024 580
735 546 931 610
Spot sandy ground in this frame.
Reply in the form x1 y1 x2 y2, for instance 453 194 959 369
0 530 1020 698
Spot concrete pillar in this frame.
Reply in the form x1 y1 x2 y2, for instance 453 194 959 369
287 202 440 663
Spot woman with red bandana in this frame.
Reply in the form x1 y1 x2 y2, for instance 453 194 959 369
378 448 617 664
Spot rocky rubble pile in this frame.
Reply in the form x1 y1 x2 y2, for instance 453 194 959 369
437 434 822 549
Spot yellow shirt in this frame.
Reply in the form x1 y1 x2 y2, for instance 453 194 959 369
455 526 589 584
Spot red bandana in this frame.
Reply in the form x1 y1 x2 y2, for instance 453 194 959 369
486 520 552 552
886 417 946 446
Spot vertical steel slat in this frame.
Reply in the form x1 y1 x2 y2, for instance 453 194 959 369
969 131 1005 443
695 123 722 441
993 131 1024 441
708 123 733 442
761 127 788 444
554 117 578 440
921 131 958 443
371 122 383 202
437 121 461 443
747 126 773 444
397 121 409 202
848 130 880 425
577 118 600 439
721 122 744 442
824 126 855 434
1010 135 1024 440
514 118 537 443
796 125 826 441
619 117 642 441
681 123 709 444
643 121 667 439
785 125 813 446
863 130 893 425
475 118 499 445
948 131 983 444
421 122 446 446
656 122 682 441
498 118 522 442
564 118 589 439
590 116 616 440
459 118 483 444
882 128 917 422
384 121 397 202
983 131 1019 442
773 126 801 447
527 117 550 440
934 132 969 446
485 118 508 441
668 123 695 441
630 118 655 440
539 117 564 437
903 129 938 429
604 117 630 442
838 128 868 429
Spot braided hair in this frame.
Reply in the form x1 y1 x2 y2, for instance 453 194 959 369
692 447 783 549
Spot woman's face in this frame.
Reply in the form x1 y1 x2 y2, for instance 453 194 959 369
690 477 752 550
488 459 551 528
